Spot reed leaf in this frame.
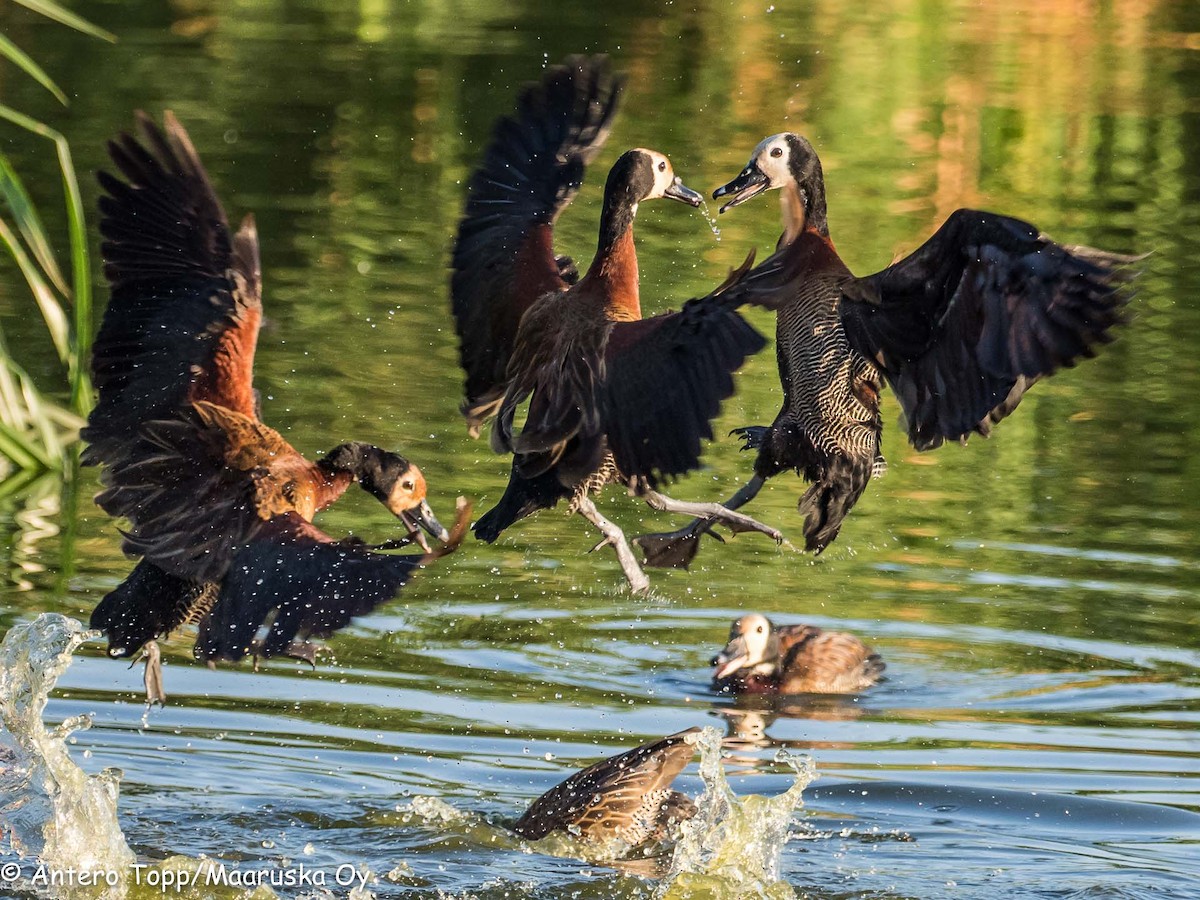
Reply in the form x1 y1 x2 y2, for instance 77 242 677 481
0 104 94 414
0 0 109 472
0 215 71 363
10 0 116 43
0 155 68 294
0 33 67 105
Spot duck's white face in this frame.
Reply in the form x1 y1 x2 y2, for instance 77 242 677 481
633 148 704 206
639 148 677 198
712 613 775 679
748 133 795 188
713 133 796 212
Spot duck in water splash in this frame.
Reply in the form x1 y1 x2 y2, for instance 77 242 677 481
512 728 700 849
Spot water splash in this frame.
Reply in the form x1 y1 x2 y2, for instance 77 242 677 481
655 727 815 899
697 201 721 241
0 614 134 879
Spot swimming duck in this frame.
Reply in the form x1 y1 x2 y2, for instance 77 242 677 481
84 112 468 702
636 133 1136 565
712 613 884 695
512 728 700 847
452 57 791 592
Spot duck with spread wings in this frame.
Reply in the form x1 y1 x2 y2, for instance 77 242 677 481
636 132 1137 567
85 113 469 702
451 56 793 593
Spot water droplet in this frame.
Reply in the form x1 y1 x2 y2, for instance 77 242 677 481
697 201 721 241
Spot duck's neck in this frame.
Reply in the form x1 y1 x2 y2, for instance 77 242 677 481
583 184 641 321
778 175 830 248
311 463 354 514
315 443 373 512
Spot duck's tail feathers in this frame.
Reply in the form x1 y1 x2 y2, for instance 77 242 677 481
90 559 215 658
798 452 878 553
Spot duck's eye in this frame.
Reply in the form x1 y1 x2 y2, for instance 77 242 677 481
658 160 666 172
770 147 783 159
402 480 415 491
756 625 764 633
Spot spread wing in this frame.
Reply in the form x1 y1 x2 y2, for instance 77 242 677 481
195 514 427 662
451 55 622 434
197 502 469 662
83 111 263 468
492 293 612 477
603 251 799 484
841 209 1136 450
512 728 699 841
93 402 303 583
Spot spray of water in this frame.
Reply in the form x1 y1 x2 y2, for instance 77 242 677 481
0 614 134 879
396 726 816 893
655 727 815 899
697 201 721 241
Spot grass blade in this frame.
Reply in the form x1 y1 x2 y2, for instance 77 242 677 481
56 133 92 414
0 420 52 471
0 215 71 362
11 0 116 43
0 104 94 413
0 33 67 105
0 154 68 294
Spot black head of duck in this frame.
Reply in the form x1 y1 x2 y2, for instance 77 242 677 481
715 133 829 245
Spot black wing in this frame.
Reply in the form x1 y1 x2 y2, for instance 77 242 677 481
841 209 1136 450
94 410 265 582
90 559 218 659
195 514 427 662
603 251 798 484
451 55 622 434
84 111 262 468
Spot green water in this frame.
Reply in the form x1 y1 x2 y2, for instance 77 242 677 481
1 0 1199 896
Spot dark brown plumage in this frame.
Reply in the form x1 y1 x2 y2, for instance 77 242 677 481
85 113 465 699
452 56 791 592
712 613 885 695
638 132 1137 565
512 728 700 848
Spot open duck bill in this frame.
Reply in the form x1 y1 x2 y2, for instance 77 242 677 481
664 177 704 207
713 165 770 213
711 636 750 680
397 500 449 552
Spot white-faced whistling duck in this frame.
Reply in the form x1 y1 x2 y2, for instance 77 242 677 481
637 132 1138 567
451 57 795 593
712 613 885 695
84 113 470 703
512 727 700 848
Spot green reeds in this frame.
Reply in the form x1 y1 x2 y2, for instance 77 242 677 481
0 0 114 476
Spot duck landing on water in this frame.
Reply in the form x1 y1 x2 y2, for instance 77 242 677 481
512 728 701 851
451 57 792 593
636 132 1138 569
712 613 885 695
